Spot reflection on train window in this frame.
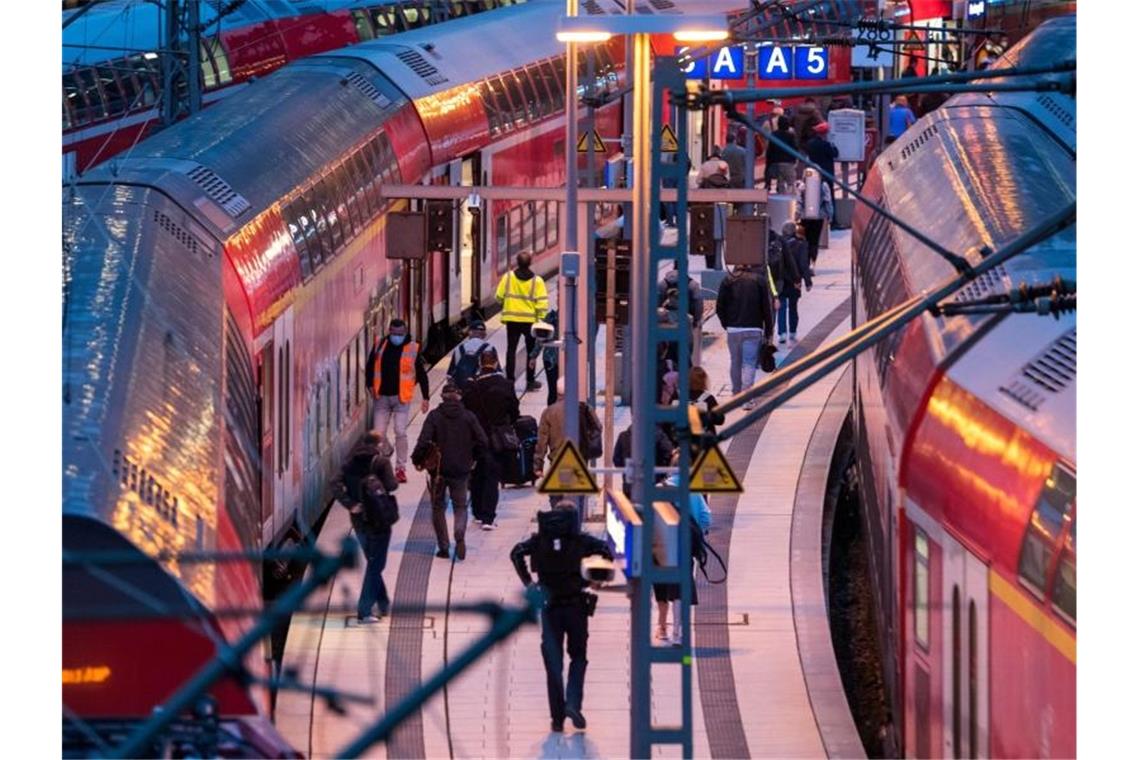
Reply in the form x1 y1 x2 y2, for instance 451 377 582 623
95 66 123 116
480 80 503 136
63 75 81 128
205 37 232 86
502 74 527 128
75 68 106 122
915 530 930 650
128 56 159 108
1017 464 1075 597
516 69 541 122
539 59 563 113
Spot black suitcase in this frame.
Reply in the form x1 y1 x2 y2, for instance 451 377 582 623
501 416 538 487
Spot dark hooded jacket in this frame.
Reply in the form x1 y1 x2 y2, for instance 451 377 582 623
463 369 520 435
510 509 613 602
413 398 488 478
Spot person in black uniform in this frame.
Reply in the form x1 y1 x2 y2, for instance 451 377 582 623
510 501 614 733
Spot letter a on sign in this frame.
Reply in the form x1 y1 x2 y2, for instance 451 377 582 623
538 440 599 494
689 444 743 493
712 46 738 76
759 46 793 80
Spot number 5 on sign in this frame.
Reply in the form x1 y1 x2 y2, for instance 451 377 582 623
795 46 829 79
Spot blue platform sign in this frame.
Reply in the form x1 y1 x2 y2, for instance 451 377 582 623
758 46 794 79
794 46 830 79
678 45 745 80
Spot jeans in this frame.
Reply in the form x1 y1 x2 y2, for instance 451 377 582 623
540 600 590 721
726 329 762 394
372 395 410 467
505 321 537 384
356 528 392 619
469 453 502 524
777 292 800 337
430 474 469 550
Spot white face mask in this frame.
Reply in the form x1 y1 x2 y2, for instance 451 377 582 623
389 334 406 346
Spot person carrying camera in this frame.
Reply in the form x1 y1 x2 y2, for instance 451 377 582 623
510 500 614 733
332 432 399 623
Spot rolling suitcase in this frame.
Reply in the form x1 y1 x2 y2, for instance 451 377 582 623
501 416 538 487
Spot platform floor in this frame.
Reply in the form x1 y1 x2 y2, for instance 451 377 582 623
277 229 862 759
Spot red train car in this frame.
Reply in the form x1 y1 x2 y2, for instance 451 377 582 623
850 16 1075 757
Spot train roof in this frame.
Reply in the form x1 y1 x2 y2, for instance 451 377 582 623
319 0 744 100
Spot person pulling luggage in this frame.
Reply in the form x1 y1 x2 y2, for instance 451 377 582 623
463 347 520 529
510 500 614 733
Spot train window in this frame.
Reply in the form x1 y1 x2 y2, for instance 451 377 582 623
198 42 218 90
538 60 562 113
488 76 515 132
969 599 978 760
1052 531 1075 624
546 200 560 249
126 56 159 108
283 201 314 278
501 74 527 128
951 584 961 759
509 206 523 257
335 162 362 235
63 74 83 127
479 80 503 136
325 370 333 447
496 213 508 267
515 69 541 122
352 10 375 41
75 67 107 122
1017 464 1075 597
354 330 363 407
96 65 126 116
449 2 467 17
353 150 380 217
402 5 427 28
315 178 344 254
305 198 330 267
205 37 232 86
914 530 930 651
343 347 352 419
370 7 395 34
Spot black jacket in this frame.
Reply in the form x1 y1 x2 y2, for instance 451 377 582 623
805 135 838 183
765 127 798 165
413 399 488 478
768 235 801 296
715 267 774 335
463 370 520 434
510 509 613 602
781 235 812 294
613 425 676 496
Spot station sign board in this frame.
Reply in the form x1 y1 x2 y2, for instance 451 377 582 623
680 45 831 81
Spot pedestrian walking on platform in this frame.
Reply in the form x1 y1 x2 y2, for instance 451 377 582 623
805 121 839 199
365 318 430 483
887 94 917 145
721 130 748 190
412 380 487 560
447 318 491 390
797 179 833 270
689 367 725 436
613 424 675 499
511 500 614 733
496 252 549 390
528 308 560 406
777 222 812 342
764 115 798 194
332 432 399 622
715 264 774 406
653 450 712 645
463 348 520 529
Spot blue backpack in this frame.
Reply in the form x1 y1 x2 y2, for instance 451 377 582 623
451 342 488 386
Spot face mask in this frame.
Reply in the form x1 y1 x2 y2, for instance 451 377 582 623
389 334 406 346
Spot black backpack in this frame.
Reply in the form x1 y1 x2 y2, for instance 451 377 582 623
451 342 488 387
361 473 400 529
531 511 584 599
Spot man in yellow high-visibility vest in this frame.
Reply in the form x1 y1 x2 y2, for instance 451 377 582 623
495 252 548 391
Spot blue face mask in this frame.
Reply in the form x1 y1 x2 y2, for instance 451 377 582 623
390 334 406 346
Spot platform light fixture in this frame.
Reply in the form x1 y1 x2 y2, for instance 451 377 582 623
555 13 729 43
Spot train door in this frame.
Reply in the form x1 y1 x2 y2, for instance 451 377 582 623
259 305 291 544
459 155 481 315
942 537 989 758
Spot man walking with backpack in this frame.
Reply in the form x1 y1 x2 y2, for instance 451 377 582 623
510 501 614 732
496 252 548 390
412 380 488 560
447 319 491 390
463 348 519 530
333 432 400 623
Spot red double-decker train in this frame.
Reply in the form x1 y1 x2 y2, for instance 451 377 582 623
850 15 1075 757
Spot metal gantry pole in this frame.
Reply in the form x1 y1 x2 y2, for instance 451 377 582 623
629 52 694 758
563 0 581 488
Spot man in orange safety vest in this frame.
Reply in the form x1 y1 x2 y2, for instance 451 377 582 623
365 319 430 482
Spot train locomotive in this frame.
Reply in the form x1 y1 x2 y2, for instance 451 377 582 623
850 15 1076 758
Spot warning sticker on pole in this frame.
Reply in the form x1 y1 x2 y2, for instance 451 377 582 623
660 123 679 152
577 130 607 153
537 440 600 494
689 444 743 493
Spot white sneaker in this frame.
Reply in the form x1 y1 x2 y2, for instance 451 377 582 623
481 522 496 531
743 399 758 411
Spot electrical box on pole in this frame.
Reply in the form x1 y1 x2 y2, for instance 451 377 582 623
426 200 454 255
689 203 716 260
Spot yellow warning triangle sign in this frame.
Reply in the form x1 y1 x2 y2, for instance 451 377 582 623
577 129 606 153
660 123 679 153
689 444 743 493
537 440 600 494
